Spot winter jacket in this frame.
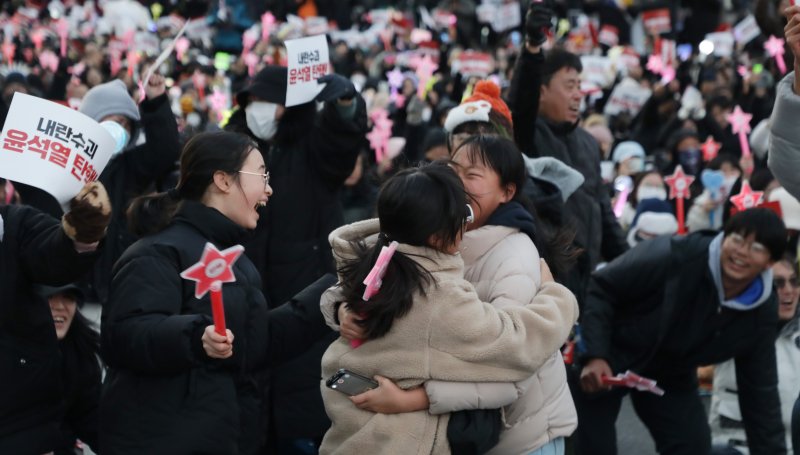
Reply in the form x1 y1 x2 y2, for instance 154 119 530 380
582 232 786 455
226 96 367 441
424 221 578 455
319 219 578 454
508 47 628 306
686 190 725 232
769 72 800 200
709 317 800 454
0 204 100 454
99 201 332 455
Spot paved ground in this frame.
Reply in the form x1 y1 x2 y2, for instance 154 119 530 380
617 396 658 455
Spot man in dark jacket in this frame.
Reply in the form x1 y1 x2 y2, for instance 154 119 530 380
574 208 788 455
508 3 628 306
0 182 110 454
225 65 367 452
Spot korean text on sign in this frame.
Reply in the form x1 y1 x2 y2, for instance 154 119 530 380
284 34 330 107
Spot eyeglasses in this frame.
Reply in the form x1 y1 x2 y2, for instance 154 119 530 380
726 233 769 257
238 171 270 192
465 204 475 225
774 277 800 289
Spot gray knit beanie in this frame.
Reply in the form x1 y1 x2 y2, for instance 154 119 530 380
79 79 141 123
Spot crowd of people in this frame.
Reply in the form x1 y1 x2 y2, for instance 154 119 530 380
3 0 800 454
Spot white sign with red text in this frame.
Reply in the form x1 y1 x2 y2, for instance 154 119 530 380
285 34 330 107
0 93 115 206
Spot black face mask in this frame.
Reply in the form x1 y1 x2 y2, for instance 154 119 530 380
678 148 702 176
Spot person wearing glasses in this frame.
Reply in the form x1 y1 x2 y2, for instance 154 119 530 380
708 254 800 454
99 132 335 454
574 208 789 455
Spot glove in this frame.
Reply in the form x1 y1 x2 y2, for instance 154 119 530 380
315 74 356 102
62 181 111 244
525 0 554 46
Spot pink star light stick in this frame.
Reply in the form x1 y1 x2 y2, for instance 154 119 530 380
729 181 764 212
727 105 753 158
765 35 787 74
701 137 721 162
664 165 695 234
181 243 245 336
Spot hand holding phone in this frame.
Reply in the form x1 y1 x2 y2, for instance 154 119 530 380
326 369 379 396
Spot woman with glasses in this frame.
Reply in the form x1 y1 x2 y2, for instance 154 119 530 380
709 254 800 454
99 131 335 455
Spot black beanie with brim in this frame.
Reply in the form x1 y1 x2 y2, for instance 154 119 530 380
236 65 288 107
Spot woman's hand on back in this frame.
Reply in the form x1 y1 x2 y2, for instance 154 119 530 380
338 303 367 342
202 326 234 359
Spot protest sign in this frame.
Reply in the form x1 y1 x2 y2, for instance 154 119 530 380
604 78 652 117
733 15 761 45
599 25 620 47
705 31 735 57
452 51 494 77
0 93 115 207
285 34 330 107
581 55 615 88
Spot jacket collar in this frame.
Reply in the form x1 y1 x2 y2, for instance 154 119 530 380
329 218 465 277
173 200 249 248
707 233 773 311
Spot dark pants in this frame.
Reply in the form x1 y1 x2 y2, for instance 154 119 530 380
568 368 711 455
792 392 800 453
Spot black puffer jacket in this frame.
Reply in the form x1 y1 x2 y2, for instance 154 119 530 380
99 201 333 454
0 204 100 454
582 232 786 455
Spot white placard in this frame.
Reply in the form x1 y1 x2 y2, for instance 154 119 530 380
492 2 521 32
0 93 116 206
604 78 653 117
705 31 735 57
285 34 330 107
581 55 615 88
733 15 761 45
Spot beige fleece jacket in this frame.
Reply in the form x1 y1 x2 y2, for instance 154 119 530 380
319 219 579 454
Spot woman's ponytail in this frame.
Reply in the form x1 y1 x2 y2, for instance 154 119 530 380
126 190 182 237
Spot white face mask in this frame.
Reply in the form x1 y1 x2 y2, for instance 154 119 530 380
636 185 667 202
245 101 279 141
100 120 130 156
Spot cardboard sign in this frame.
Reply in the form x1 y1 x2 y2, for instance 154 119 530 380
284 34 330 107
604 78 652 117
642 8 671 35
0 93 115 206
733 15 760 45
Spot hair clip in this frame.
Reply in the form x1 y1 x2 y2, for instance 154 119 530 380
362 241 399 302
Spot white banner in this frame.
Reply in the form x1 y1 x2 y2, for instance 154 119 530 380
285 34 330 107
0 93 115 206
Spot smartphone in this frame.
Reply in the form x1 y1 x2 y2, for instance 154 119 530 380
326 369 379 396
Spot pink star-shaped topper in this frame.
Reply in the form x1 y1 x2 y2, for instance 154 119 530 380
261 12 275 43
646 54 664 75
729 180 764 212
664 165 695 200
180 243 245 299
765 35 787 74
2 42 14 64
175 37 190 62
209 88 228 122
55 19 69 57
39 50 59 72
386 67 404 90
701 136 721 162
727 105 753 157
413 54 438 98
737 65 751 79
